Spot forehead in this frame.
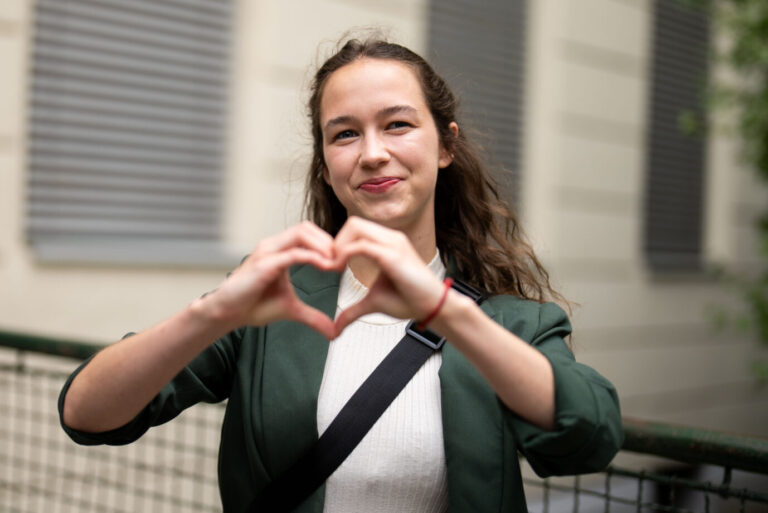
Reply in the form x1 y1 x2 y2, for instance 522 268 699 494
320 58 428 121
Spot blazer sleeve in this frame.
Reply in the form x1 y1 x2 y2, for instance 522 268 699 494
58 329 242 446
494 299 624 477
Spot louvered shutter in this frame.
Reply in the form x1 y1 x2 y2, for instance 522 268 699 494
427 0 527 203
644 0 710 271
27 0 232 263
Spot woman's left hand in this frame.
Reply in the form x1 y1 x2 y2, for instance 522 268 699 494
333 217 557 430
332 216 446 337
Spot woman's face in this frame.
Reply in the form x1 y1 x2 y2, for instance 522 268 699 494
319 58 455 235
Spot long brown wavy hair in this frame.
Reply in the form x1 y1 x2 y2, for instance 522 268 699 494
304 38 564 304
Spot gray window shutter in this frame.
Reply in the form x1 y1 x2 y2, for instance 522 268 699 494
27 0 232 264
427 0 527 204
644 0 710 271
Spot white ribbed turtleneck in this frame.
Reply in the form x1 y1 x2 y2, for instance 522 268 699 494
317 252 448 513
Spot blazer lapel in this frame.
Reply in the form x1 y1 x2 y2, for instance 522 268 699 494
259 261 506 510
439 296 507 512
258 265 340 479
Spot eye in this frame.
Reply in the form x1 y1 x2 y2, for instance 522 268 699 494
332 129 357 141
387 120 412 131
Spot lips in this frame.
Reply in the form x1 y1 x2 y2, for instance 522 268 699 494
358 177 401 193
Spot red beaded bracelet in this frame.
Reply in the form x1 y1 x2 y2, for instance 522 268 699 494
416 277 454 330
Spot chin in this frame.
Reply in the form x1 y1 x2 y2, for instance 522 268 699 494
351 202 431 232
361 208 407 225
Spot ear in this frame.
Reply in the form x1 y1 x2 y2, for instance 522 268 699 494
438 122 459 169
322 166 331 185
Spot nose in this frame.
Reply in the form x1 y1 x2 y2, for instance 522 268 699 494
359 132 390 169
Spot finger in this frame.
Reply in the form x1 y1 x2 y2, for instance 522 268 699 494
213 249 324 300
293 221 337 258
341 238 446 311
258 222 336 259
278 222 335 257
237 248 335 292
333 294 378 337
335 216 401 247
334 219 417 272
333 239 396 272
260 247 338 275
286 299 336 340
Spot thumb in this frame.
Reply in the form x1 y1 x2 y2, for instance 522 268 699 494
286 299 336 341
333 294 378 338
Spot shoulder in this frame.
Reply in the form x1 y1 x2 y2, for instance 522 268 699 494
481 294 571 345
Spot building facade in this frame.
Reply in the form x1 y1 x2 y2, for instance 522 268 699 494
1 0 765 436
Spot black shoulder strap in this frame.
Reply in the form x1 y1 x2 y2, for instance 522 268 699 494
249 279 484 513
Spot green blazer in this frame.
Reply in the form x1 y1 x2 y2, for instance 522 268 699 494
60 264 623 513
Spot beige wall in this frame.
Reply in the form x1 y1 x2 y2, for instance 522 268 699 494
0 0 428 342
524 0 768 436
0 0 765 435
224 0 428 251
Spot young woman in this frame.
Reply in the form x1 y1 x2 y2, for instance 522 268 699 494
60 38 623 513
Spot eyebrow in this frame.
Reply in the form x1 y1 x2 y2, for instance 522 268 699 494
323 104 418 131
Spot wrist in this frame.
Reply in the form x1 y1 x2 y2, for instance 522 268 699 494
416 277 453 330
188 293 241 332
424 288 476 335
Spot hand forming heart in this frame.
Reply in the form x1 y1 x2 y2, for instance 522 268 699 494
203 218 447 340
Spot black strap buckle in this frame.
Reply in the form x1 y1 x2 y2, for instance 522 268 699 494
450 278 485 304
404 278 485 351
405 321 446 350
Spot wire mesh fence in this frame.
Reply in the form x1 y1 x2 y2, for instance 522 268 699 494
522 464 768 513
2 331 767 513
0 346 225 513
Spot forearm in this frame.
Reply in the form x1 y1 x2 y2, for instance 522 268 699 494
429 292 556 430
61 223 339 434
62 297 236 433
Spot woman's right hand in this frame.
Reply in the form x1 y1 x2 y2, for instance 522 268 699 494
62 222 338 433
196 221 339 339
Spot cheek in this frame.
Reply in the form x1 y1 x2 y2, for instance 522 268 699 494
323 147 354 182
402 137 441 170
321 147 336 185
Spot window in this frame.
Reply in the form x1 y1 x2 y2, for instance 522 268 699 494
427 0 527 203
27 0 232 265
644 0 711 272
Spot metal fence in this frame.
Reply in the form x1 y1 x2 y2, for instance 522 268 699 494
520 408 768 512
522 442 768 513
1 330 767 512
0 333 223 513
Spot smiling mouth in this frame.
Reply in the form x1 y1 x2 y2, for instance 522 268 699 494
359 177 401 193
